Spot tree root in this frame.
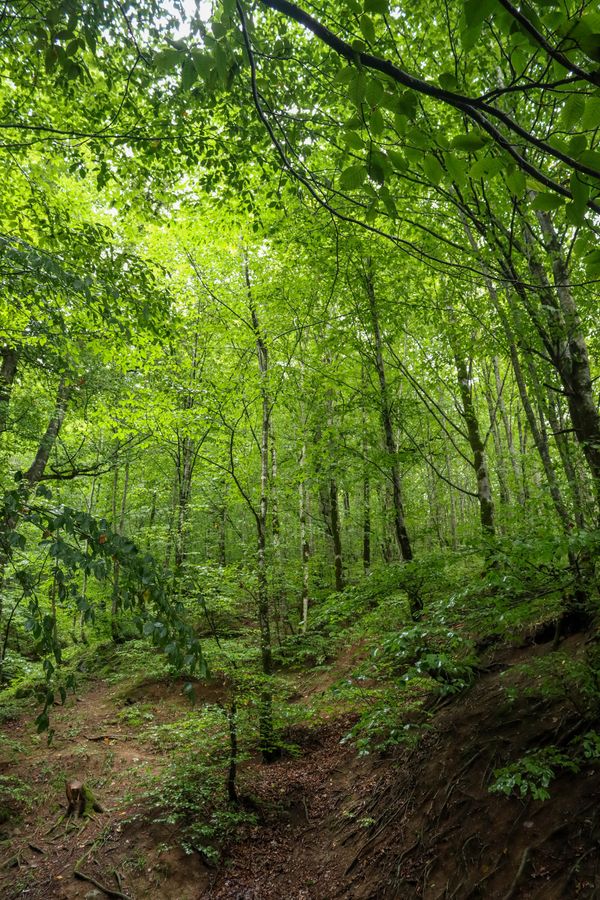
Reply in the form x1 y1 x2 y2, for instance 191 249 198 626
74 868 131 899
502 846 530 900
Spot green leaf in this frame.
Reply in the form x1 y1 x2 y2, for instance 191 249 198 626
181 57 198 90
365 0 388 12
579 32 600 62
469 156 505 179
212 21 228 39
365 77 385 106
394 91 418 119
388 148 408 171
451 132 489 151
360 14 376 43
35 711 49 733
461 24 482 51
438 71 458 91
368 149 391 183
571 171 590 211
531 192 566 211
584 249 600 277
580 149 600 172
582 97 600 132
560 93 586 130
349 70 366 107
335 66 356 85
569 134 588 157
154 48 183 72
370 107 385 134
444 152 467 187
565 201 586 225
343 131 365 150
423 155 444 185
340 164 367 189
464 0 495 28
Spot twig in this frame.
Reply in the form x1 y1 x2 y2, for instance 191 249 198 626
302 797 311 824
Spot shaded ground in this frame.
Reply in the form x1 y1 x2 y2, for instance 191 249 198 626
2 636 600 898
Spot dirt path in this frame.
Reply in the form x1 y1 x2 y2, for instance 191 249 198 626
0 663 369 900
0 676 214 899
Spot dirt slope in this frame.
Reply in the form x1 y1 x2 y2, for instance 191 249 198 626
2 637 599 899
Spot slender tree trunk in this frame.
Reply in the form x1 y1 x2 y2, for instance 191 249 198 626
24 376 71 486
111 460 129 641
364 262 414 564
546 396 586 527
362 461 371 573
78 476 98 643
446 450 459 550
493 356 521 496
314 404 345 591
0 375 72 645
525 215 600 515
329 476 344 592
451 344 495 536
244 254 278 762
299 439 310 631
269 422 288 639
497 298 572 528
175 435 194 572
218 491 227 567
483 371 510 507
380 482 394 563
0 347 18 436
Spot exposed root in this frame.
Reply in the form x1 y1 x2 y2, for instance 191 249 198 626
74 868 132 899
502 846 530 900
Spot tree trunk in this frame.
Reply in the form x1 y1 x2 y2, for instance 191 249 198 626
363 262 414 564
329 477 344 592
483 371 510 508
0 375 72 666
525 215 600 515
0 347 18 436
299 439 310 631
362 467 371 573
244 254 278 763
111 460 129 641
175 435 194 573
24 376 72 486
451 343 495 537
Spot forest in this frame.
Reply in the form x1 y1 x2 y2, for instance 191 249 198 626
0 0 600 896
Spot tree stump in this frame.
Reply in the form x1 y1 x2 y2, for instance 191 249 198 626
65 780 104 817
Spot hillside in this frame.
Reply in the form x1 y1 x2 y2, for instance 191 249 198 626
2 596 600 899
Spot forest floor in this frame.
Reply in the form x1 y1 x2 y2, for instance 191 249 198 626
1 634 600 899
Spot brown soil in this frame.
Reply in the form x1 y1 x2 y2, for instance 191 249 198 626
2 637 600 899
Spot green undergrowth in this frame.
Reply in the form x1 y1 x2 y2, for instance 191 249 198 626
133 703 257 862
491 730 600 801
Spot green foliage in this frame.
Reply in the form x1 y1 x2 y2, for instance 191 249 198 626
372 622 477 694
273 631 332 668
0 775 30 823
340 683 430 755
490 748 579 802
502 647 600 719
0 651 36 685
143 705 254 859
